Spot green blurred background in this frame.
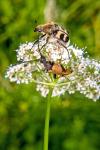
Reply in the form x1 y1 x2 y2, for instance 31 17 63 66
0 0 100 150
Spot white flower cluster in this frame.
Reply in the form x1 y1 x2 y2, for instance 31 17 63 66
16 42 41 61
5 36 100 101
52 57 100 100
5 63 35 84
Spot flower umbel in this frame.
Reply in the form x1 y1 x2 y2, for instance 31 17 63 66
5 36 100 101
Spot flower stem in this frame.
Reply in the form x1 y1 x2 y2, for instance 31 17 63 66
43 92 51 150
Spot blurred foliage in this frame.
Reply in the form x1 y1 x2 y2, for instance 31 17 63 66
0 0 100 150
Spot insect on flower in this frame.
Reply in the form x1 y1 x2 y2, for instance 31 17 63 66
33 22 72 77
51 64 72 76
40 54 72 78
34 21 70 57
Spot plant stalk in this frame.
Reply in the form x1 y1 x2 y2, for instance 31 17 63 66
43 93 51 150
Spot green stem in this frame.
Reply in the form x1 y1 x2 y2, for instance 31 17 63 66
43 93 51 150
32 79 70 87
